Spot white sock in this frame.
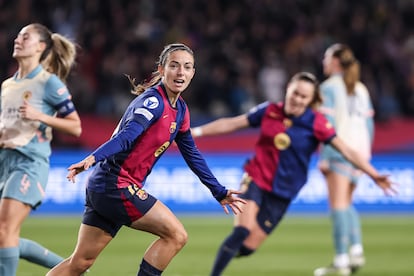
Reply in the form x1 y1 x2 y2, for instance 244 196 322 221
334 253 350 268
350 244 364 256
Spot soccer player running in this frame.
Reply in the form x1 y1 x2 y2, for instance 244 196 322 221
191 72 396 276
313 44 375 276
46 43 246 276
0 23 81 275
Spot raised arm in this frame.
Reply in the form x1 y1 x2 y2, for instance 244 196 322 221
330 136 396 195
192 114 249 137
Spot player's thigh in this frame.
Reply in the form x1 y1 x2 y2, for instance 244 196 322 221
130 200 186 239
0 150 49 209
235 199 259 228
71 223 113 261
326 172 353 208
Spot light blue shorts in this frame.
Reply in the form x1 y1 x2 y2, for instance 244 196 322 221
320 145 363 184
0 149 49 209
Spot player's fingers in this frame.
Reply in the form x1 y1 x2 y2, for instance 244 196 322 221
235 197 247 205
231 202 243 214
222 205 229 215
228 189 243 195
67 172 76 183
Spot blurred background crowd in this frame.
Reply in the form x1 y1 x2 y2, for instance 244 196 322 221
1 0 414 145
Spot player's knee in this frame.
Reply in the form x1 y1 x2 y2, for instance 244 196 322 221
171 227 188 250
0 221 15 244
70 256 95 274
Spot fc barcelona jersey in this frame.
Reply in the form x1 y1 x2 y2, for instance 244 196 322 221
245 102 336 199
87 83 227 201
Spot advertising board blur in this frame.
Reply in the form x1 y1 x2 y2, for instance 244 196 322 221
37 151 414 215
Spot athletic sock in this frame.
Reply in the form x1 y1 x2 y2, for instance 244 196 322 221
19 238 64 268
348 206 363 249
210 226 250 276
0 247 19 276
331 209 350 255
137 258 162 276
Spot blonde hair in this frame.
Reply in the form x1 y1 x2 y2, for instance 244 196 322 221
328 43 360 95
30 23 77 82
128 43 194 95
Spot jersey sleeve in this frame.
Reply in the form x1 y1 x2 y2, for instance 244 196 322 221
179 103 190 133
247 102 269 127
175 130 228 202
44 74 76 117
92 120 145 163
313 111 336 144
92 92 164 163
129 93 164 130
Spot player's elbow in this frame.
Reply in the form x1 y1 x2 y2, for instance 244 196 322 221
71 124 82 137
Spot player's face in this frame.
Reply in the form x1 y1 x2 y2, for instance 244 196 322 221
13 25 45 59
160 50 195 95
284 80 315 117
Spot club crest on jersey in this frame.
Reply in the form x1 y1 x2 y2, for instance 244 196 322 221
143 97 159 109
274 133 291 150
155 141 170 157
169 122 177 133
23 91 32 100
136 189 148 200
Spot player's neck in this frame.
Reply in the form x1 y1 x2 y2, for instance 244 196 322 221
16 59 40 79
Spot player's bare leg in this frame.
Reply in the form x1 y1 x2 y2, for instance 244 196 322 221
131 200 188 274
46 224 112 276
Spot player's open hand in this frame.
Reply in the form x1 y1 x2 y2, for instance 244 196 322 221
67 155 95 183
219 189 247 215
373 174 398 196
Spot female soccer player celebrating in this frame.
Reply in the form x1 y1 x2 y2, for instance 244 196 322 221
192 72 395 276
46 43 245 276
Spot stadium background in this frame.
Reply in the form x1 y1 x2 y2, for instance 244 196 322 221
1 0 412 214
0 1 413 275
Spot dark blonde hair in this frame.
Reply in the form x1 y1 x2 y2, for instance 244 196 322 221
289 72 322 109
328 43 360 95
128 43 194 95
30 23 77 82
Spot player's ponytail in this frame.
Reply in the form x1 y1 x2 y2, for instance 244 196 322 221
329 44 360 95
30 23 77 82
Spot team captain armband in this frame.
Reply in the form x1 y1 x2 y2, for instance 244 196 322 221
55 99 76 117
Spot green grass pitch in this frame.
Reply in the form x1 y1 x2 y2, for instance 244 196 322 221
18 214 414 276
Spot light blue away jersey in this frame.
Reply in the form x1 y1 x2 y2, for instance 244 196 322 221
0 65 74 160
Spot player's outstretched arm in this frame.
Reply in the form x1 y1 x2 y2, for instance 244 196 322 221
330 136 397 195
192 114 249 137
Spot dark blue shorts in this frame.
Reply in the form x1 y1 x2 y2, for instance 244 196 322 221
82 184 157 237
240 180 291 234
